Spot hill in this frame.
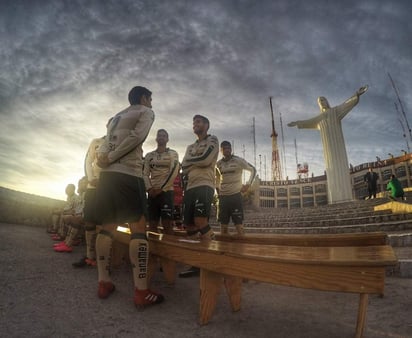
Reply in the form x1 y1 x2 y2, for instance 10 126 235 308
0 187 64 228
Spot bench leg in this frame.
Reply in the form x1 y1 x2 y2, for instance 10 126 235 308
160 257 176 285
355 293 368 338
199 269 224 325
147 254 159 284
148 255 176 285
224 276 242 312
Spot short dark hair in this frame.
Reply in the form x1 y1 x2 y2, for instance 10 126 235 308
220 141 231 148
193 114 210 129
128 86 152 105
157 129 169 138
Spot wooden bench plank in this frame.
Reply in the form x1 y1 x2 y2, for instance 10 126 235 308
214 231 388 247
147 233 394 294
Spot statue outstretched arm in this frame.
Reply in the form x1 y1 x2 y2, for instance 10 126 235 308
288 113 323 129
337 85 368 120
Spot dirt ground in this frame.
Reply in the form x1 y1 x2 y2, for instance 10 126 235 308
0 223 411 338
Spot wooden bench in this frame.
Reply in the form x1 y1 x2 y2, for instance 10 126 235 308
114 229 397 338
214 231 388 246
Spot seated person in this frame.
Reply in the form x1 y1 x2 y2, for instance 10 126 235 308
386 174 405 201
50 183 78 239
54 177 88 252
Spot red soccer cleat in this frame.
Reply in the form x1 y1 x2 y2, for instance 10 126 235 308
54 243 72 252
134 288 164 308
98 281 115 299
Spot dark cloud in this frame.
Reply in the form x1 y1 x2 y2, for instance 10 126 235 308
0 0 411 198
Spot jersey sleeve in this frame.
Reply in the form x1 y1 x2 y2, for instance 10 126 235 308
240 157 257 186
160 150 180 191
182 135 219 169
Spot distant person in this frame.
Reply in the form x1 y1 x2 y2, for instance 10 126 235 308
179 115 219 278
143 129 179 235
95 85 164 307
54 177 88 252
216 141 256 235
364 167 379 199
50 184 78 240
387 174 405 201
72 136 105 267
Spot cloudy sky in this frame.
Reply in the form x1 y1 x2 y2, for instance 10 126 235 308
1 0 412 200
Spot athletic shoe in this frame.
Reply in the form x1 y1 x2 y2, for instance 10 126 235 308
85 258 97 266
98 281 115 299
134 288 164 307
54 243 72 252
53 241 66 247
178 266 200 278
72 256 88 268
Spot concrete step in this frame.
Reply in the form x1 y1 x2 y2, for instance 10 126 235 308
247 209 394 223
388 247 412 278
214 211 412 229
251 214 412 228
212 220 412 235
388 231 412 247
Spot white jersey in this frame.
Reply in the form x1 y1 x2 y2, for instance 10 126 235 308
181 135 219 191
85 137 105 189
143 148 179 191
63 193 78 214
216 155 256 196
73 192 85 215
98 104 155 177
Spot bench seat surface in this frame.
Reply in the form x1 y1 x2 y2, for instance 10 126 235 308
146 233 397 294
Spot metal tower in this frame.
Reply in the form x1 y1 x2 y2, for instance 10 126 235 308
269 97 282 181
389 73 412 153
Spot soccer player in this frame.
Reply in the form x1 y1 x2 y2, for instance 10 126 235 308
216 141 256 235
95 86 163 307
143 129 179 235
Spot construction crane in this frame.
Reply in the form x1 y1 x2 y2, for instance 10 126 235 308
395 103 411 153
269 97 283 181
388 73 412 145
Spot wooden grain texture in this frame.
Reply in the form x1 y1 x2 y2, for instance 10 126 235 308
214 231 388 247
147 234 394 294
356 294 369 338
113 229 397 337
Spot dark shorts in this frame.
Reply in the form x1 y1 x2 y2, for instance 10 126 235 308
83 188 101 224
183 186 214 226
96 171 147 224
148 190 174 222
218 192 244 225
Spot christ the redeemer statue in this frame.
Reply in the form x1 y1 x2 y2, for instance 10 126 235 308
288 85 368 204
